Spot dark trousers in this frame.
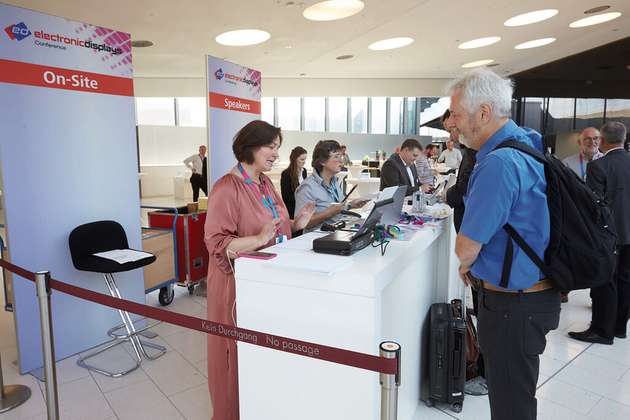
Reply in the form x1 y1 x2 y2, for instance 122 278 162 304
478 287 561 420
190 173 208 202
470 288 485 378
590 245 630 338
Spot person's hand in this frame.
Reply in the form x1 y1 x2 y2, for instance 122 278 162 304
327 203 344 217
258 218 281 245
431 169 439 176
459 265 471 286
420 184 432 193
349 198 369 209
294 202 315 231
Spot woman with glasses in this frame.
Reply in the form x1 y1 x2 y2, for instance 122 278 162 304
204 120 315 420
294 140 368 231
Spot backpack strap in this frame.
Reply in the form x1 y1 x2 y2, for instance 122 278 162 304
503 223 553 282
493 139 547 164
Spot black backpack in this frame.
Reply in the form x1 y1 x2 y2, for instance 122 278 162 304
494 140 617 292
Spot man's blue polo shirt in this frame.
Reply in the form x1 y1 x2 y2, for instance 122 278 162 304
461 120 549 290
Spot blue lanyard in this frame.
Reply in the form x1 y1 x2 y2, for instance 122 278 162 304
579 154 586 181
238 163 279 219
318 170 340 202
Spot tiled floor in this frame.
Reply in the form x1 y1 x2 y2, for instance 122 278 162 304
2 274 630 419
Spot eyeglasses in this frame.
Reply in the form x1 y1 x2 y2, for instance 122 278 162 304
329 153 343 161
582 136 600 142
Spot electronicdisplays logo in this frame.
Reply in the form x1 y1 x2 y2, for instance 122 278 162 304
214 68 224 80
4 22 32 41
215 68 259 87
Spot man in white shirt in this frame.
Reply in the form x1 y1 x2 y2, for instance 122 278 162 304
183 145 208 202
561 127 603 181
438 139 463 169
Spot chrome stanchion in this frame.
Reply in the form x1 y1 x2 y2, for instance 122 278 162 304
35 271 59 420
0 352 31 413
380 341 401 420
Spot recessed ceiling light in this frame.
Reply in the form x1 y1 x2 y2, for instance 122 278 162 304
336 54 354 60
131 40 153 48
461 59 494 68
514 37 556 49
215 29 271 46
584 5 610 14
504 9 558 26
486 63 500 67
299 73 307 76
458 36 501 49
368 37 414 51
569 12 622 28
303 0 364 22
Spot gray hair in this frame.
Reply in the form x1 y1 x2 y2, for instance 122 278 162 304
600 121 627 144
446 68 513 118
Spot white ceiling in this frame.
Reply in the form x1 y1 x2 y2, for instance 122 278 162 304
7 0 630 79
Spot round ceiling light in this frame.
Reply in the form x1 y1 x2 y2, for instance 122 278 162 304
458 36 501 49
504 9 558 26
569 12 622 28
514 37 556 49
368 37 414 51
461 59 495 68
131 40 153 48
303 0 364 22
215 29 271 46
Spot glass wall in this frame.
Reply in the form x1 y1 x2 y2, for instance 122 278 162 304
261 97 275 125
371 97 387 134
350 97 368 134
303 97 325 132
136 97 175 126
176 97 206 127
575 99 605 131
277 97 301 130
389 97 404 135
328 97 348 133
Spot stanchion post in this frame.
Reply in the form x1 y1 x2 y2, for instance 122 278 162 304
379 341 401 420
35 271 59 420
0 351 32 413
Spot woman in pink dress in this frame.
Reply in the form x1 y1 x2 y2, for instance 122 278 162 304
204 120 314 420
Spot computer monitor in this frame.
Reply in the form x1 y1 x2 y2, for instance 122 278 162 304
352 200 388 239
379 186 406 225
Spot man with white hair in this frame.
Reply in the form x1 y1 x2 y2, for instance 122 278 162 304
562 127 603 180
451 68 561 420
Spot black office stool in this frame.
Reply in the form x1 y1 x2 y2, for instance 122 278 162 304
69 220 166 377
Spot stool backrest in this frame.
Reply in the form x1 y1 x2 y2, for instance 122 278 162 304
68 221 129 268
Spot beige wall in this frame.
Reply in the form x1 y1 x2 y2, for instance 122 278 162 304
133 77 452 98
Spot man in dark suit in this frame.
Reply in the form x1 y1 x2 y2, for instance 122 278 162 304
569 121 630 344
380 139 431 196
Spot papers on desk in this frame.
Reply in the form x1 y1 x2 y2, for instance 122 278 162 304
264 232 353 275
93 249 153 264
376 186 397 203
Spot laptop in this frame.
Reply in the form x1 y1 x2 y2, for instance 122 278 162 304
379 186 406 225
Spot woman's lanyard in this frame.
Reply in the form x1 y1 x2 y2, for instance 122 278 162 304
238 164 285 243
317 170 340 202
579 154 586 181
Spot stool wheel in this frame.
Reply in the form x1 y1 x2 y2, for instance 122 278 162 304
158 286 174 306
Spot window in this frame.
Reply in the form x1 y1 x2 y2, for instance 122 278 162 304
575 99 605 131
522 97 545 133
277 97 301 131
261 97 274 125
370 97 387 134
303 97 325 132
176 97 206 127
328 97 348 133
350 97 368 133
403 97 417 135
605 99 630 127
389 97 404 134
546 98 575 134
135 97 175 126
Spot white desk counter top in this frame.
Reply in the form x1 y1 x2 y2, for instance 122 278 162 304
235 209 463 420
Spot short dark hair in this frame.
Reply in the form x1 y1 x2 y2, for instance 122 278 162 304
232 120 282 164
600 121 627 144
401 138 421 151
312 140 341 172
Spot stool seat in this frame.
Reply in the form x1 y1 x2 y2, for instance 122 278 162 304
73 251 156 274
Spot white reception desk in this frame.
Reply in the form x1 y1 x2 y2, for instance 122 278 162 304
235 212 464 420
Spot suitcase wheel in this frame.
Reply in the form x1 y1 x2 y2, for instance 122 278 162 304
450 402 462 413
158 286 175 306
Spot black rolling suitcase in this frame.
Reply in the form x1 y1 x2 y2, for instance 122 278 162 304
426 299 466 413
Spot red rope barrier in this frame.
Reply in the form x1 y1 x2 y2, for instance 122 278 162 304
0 259 398 375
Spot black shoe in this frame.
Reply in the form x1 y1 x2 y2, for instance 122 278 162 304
568 329 613 345
615 332 627 339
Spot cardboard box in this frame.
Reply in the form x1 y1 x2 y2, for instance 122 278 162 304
187 202 198 213
142 228 175 291
198 197 208 211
